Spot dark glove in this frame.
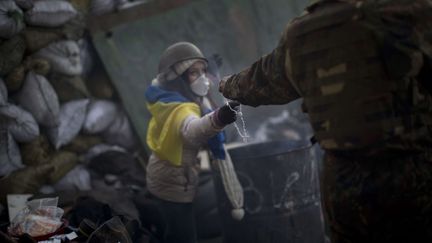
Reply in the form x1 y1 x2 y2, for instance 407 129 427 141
213 101 240 127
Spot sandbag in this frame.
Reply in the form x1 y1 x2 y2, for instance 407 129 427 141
102 110 137 150
86 70 115 99
20 134 53 166
47 151 78 183
23 27 63 53
48 73 89 103
70 0 91 13
83 100 118 134
48 99 89 149
78 38 94 78
4 65 25 93
63 135 103 154
90 0 117 16
0 104 39 143
61 12 85 40
34 40 83 76
82 144 126 163
0 78 7 105
0 35 26 77
14 71 60 127
15 0 34 11
0 0 24 39
25 0 77 28
25 57 51 76
0 163 54 205
0 130 24 177
54 165 91 192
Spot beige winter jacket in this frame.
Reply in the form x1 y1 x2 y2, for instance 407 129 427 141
146 112 222 203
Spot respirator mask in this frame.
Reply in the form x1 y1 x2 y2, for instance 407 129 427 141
190 74 210 97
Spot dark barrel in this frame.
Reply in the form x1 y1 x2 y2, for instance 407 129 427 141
212 140 325 243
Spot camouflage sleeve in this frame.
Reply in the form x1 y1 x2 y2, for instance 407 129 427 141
221 23 301 107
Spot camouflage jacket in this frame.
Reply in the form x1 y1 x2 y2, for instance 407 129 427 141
221 0 432 106
221 0 432 150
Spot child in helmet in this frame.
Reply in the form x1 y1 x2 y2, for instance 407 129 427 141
144 42 237 243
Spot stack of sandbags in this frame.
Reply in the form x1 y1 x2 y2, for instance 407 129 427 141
0 0 89 206
0 0 142 220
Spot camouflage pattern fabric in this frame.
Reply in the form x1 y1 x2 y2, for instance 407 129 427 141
220 0 432 242
322 150 432 242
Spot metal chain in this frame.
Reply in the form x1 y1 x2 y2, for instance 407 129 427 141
226 100 250 142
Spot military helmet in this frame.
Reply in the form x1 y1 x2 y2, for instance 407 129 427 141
158 42 207 74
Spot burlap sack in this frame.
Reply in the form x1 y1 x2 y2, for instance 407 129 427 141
4 65 25 93
0 35 26 77
23 27 63 53
0 164 54 205
20 134 53 166
63 135 103 154
48 73 90 103
25 57 51 76
47 151 78 183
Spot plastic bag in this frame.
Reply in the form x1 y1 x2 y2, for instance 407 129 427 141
0 104 40 143
0 78 7 105
0 0 24 39
14 71 60 127
34 40 82 76
8 197 64 237
47 99 89 149
25 0 77 28
83 100 118 134
0 130 23 177
87 216 132 243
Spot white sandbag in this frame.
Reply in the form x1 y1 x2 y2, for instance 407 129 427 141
48 99 89 149
0 78 7 105
82 143 126 163
25 0 77 27
90 0 117 16
0 130 24 177
83 100 118 134
0 0 24 39
14 71 60 127
15 0 34 11
34 40 82 76
0 104 39 143
53 165 91 191
78 38 94 78
102 110 136 149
